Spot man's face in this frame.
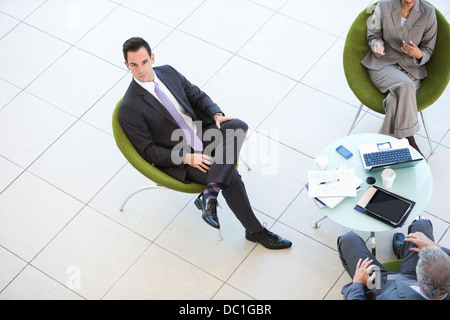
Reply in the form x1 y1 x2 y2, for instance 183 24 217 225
124 46 155 82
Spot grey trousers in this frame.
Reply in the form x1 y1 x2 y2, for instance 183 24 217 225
368 64 421 138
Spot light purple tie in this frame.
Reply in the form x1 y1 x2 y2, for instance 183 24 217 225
154 81 203 151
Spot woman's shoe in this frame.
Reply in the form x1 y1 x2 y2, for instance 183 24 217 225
406 136 423 157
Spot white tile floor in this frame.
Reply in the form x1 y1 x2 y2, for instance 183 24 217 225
0 0 449 300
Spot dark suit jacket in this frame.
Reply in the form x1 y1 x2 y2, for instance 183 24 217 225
361 0 437 80
119 65 222 182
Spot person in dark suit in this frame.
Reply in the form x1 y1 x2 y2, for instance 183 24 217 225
361 0 437 155
119 37 291 249
338 218 450 300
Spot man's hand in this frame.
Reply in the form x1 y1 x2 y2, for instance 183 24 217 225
214 113 237 130
404 231 441 253
184 153 213 173
353 258 376 286
402 41 423 59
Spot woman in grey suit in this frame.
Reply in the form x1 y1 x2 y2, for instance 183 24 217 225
361 0 437 155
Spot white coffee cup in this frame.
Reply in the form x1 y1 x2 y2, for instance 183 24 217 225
316 155 329 170
381 168 396 188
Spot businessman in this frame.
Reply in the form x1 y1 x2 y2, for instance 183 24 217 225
118 37 291 250
338 218 450 300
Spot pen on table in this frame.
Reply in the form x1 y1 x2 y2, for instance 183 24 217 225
318 179 340 185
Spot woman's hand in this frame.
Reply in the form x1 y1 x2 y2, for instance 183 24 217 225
374 43 385 57
402 41 423 59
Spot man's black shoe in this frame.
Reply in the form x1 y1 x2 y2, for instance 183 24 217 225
194 194 220 229
393 233 405 259
246 228 292 249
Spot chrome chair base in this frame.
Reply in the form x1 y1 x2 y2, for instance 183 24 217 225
120 185 223 240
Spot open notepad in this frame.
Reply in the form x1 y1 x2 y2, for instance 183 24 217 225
307 167 363 208
308 167 359 197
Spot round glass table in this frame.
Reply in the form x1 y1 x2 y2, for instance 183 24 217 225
310 133 433 232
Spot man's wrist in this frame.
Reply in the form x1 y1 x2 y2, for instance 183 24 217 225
183 152 192 164
213 112 224 120
353 277 365 285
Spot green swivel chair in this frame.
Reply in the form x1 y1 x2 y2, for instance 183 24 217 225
112 99 219 235
112 98 250 240
112 98 206 206
382 259 402 272
344 3 450 159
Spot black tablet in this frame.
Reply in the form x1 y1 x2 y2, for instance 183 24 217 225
357 186 412 227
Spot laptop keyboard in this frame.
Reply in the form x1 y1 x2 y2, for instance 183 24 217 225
363 148 412 167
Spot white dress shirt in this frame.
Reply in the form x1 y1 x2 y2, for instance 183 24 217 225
134 74 198 135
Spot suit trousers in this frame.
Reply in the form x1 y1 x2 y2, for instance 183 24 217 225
368 64 421 138
186 119 263 233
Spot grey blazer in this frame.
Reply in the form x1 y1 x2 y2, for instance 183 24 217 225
361 0 437 80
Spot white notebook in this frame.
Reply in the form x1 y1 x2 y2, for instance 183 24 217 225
308 168 356 198
307 166 363 209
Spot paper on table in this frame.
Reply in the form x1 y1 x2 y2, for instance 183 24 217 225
308 168 357 198
316 175 363 208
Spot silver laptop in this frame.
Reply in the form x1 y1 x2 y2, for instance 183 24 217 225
359 138 423 172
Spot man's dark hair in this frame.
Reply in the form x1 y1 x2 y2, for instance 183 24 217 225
122 37 152 62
